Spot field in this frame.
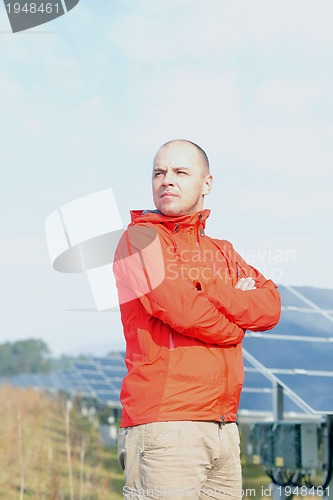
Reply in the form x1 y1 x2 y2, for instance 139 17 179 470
0 386 123 499
0 386 318 499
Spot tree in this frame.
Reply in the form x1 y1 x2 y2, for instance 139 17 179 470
0 339 51 376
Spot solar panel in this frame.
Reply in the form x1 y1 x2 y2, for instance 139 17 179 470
71 357 125 405
243 337 333 372
291 286 333 311
100 368 127 378
89 382 114 391
93 356 126 368
96 392 120 404
109 379 122 390
80 373 106 382
74 362 99 371
239 390 303 413
239 391 273 412
243 369 272 389
242 284 333 415
275 374 333 414
241 366 309 414
279 285 309 308
273 311 333 337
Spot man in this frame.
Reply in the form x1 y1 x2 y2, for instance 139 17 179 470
113 139 281 499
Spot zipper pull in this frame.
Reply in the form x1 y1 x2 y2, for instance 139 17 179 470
198 213 205 237
221 415 225 426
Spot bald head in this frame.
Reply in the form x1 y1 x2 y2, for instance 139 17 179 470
152 139 213 216
154 139 210 176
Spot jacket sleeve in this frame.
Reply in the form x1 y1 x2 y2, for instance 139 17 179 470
113 224 245 346
203 245 281 331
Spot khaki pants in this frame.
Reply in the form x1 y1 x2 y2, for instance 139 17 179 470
118 421 242 499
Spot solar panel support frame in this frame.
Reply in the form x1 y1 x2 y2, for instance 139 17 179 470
243 348 315 415
273 382 284 421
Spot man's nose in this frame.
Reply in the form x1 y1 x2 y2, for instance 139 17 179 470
162 171 175 186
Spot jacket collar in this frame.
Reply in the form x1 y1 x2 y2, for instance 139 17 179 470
129 209 211 233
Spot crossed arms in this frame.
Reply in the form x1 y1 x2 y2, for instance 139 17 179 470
113 224 281 347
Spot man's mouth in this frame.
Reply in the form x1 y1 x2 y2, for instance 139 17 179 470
160 191 178 198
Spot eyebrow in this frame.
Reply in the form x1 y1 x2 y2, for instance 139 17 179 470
153 166 191 172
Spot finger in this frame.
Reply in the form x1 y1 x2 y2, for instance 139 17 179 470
243 278 256 290
237 278 251 290
244 280 256 290
236 277 256 290
234 278 245 289
241 279 253 290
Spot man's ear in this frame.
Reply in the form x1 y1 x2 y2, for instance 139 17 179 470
202 175 213 196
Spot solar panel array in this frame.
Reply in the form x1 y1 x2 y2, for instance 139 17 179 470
1 285 332 416
241 285 333 415
0 352 126 408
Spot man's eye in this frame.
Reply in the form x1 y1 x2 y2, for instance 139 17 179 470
177 171 187 175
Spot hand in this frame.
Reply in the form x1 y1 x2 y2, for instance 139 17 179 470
235 277 257 291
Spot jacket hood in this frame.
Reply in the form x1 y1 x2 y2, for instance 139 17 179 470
129 209 211 232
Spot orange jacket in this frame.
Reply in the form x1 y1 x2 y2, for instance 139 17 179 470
113 209 281 427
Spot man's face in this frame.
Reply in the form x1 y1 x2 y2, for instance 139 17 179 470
152 143 212 216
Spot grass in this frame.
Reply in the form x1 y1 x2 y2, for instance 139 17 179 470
0 385 124 499
0 386 320 499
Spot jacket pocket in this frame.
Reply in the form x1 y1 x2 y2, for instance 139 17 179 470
136 328 160 361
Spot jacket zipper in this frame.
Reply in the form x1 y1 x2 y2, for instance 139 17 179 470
194 214 222 280
168 225 178 351
169 328 174 351
195 213 229 423
166 317 174 351
220 348 228 424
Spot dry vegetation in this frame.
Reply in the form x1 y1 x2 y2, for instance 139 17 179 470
0 386 319 499
0 386 123 499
